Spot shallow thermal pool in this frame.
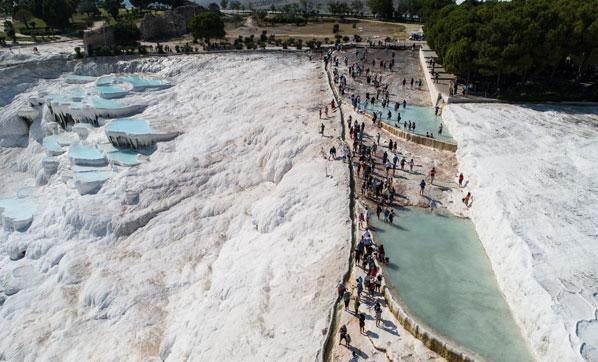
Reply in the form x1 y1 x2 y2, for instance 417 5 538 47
96 75 170 90
363 102 453 142
0 198 35 223
371 207 532 361
69 144 107 166
106 118 154 135
97 85 129 99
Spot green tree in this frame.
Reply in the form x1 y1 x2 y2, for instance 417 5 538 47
444 37 475 80
299 0 312 20
0 0 14 16
350 0 363 15
77 0 98 17
207 2 219 12
229 0 240 10
367 0 393 18
416 0 453 20
327 0 337 15
113 20 140 46
130 0 150 12
35 0 76 29
219 0 227 9
13 7 33 28
3 20 16 41
101 0 122 19
187 11 225 43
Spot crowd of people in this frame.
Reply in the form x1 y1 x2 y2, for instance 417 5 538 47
337 225 387 352
324 46 474 358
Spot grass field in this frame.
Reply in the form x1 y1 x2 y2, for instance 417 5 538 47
225 17 416 42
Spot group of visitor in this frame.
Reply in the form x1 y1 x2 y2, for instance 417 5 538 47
326 47 476 356
337 225 387 350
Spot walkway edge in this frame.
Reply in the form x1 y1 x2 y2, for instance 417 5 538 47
326 53 484 362
318 61 358 362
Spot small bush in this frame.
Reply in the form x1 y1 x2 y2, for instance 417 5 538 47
332 23 339 33
282 41 288 49
295 39 302 50
74 46 83 58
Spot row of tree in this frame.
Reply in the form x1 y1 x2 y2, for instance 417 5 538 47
217 0 446 19
425 0 598 92
2 0 191 31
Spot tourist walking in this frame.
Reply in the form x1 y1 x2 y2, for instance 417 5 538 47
338 282 346 298
463 192 472 206
320 123 325 136
343 289 352 310
420 179 426 195
458 173 464 187
339 324 348 345
374 302 382 327
359 313 366 334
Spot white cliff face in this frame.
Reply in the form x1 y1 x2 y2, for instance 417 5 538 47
0 54 350 361
443 103 598 361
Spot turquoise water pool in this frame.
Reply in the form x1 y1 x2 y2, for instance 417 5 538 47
0 197 35 222
372 207 532 362
363 102 453 142
69 144 107 166
96 75 170 90
96 75 116 86
98 143 143 166
106 118 153 135
43 134 77 154
69 144 104 160
74 170 112 183
119 75 170 90
87 96 127 110
97 85 129 99
65 75 96 84
107 150 140 166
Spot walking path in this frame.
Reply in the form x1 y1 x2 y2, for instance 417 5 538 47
324 46 476 361
330 219 443 361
